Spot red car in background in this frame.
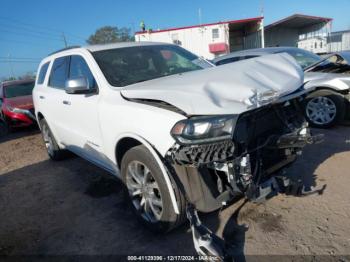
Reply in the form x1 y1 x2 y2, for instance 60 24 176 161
0 79 36 132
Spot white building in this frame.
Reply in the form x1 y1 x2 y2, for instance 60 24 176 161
297 36 328 54
327 30 350 52
135 17 263 60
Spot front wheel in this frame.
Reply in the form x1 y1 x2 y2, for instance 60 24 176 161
304 94 345 128
121 145 186 233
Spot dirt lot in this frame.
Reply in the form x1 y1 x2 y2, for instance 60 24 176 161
0 126 350 259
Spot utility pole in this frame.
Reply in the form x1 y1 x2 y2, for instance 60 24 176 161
260 1 265 48
62 32 68 47
7 54 14 79
198 8 202 27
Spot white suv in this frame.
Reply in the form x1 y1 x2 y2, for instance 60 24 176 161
33 42 318 234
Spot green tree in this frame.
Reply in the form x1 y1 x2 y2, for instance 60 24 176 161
18 72 35 80
86 26 134 45
1 76 16 81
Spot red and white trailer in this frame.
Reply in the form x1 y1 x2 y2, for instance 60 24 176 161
135 17 264 60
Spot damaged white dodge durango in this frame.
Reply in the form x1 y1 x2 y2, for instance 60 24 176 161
34 42 321 256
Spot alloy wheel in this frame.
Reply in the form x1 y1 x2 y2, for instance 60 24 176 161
306 96 337 125
126 160 163 223
42 124 54 156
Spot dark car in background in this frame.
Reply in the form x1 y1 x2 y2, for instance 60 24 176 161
213 47 350 128
0 79 36 133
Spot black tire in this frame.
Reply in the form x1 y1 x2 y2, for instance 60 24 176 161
121 145 186 233
39 118 68 161
0 119 9 137
304 94 345 128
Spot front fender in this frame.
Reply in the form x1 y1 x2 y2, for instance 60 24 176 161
114 133 180 215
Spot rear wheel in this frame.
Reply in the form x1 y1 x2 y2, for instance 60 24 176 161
0 119 9 137
121 145 186 233
304 94 345 128
40 118 67 160
0 111 10 135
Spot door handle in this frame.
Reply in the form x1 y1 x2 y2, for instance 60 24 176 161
62 100 71 105
39 95 45 99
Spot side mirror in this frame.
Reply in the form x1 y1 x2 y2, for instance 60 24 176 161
65 77 92 94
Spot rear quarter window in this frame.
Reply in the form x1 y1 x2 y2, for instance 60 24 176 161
37 62 50 84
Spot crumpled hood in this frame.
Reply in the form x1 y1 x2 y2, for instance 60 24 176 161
121 53 304 115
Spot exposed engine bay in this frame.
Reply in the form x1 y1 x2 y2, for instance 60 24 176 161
166 97 322 212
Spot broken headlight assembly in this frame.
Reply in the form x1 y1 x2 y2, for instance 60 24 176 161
170 115 237 145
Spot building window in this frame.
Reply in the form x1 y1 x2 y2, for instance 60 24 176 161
212 28 219 39
315 42 317 49
171 33 182 46
320 42 323 48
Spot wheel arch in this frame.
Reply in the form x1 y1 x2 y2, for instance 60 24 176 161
306 87 347 99
115 133 180 214
36 112 45 128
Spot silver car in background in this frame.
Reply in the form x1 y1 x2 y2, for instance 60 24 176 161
214 47 350 128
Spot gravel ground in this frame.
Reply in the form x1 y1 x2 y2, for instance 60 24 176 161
0 126 349 260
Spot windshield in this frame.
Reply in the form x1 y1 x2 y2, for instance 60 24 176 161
278 49 322 69
4 82 35 98
92 45 212 87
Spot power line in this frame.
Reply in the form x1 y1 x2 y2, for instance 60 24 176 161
0 21 84 46
0 28 64 42
0 15 86 41
0 56 41 60
0 21 66 38
0 37 63 47
0 60 40 63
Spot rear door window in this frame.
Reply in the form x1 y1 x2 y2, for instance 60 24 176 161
37 62 50 84
49 57 69 89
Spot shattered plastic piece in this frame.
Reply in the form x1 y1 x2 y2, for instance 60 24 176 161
186 205 226 259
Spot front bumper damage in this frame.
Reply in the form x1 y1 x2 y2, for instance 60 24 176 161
165 98 324 259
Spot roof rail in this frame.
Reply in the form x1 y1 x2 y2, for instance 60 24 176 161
48 45 81 56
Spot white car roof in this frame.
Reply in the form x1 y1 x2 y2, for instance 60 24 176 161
48 42 173 57
85 41 169 52
41 41 174 65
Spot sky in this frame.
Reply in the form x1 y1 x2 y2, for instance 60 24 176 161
1 0 350 79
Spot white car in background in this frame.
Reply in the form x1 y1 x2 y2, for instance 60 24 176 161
214 47 350 128
33 42 320 256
